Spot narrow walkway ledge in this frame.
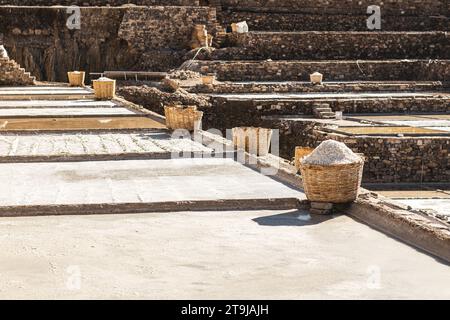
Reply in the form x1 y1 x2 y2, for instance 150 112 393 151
347 195 450 264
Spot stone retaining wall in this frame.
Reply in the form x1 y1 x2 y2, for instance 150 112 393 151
0 0 199 5
208 96 450 118
340 135 450 183
218 0 450 31
218 11 450 31
211 32 450 60
119 6 217 51
189 81 445 94
220 0 448 15
189 60 450 81
262 118 450 183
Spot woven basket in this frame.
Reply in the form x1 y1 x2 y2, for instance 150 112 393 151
164 105 203 131
299 160 364 203
232 127 273 156
93 78 116 100
310 72 323 84
67 71 85 87
202 74 215 85
294 147 315 171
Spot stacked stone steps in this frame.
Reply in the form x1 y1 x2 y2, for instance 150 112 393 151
189 60 450 82
0 58 35 86
209 31 450 60
313 104 335 119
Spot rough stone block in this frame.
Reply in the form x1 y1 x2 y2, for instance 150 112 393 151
311 202 334 210
310 208 332 215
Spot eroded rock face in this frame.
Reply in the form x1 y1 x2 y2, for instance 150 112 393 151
1 8 136 82
0 6 217 82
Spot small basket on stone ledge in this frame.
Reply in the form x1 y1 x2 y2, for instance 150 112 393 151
299 140 364 203
164 105 203 132
310 72 323 85
67 71 85 87
93 77 116 100
202 73 216 85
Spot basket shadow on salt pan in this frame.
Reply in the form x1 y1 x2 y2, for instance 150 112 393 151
253 210 337 227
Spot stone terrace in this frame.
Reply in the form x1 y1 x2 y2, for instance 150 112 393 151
0 85 448 299
217 0 450 31
180 0 450 185
0 5 219 81
0 1 449 299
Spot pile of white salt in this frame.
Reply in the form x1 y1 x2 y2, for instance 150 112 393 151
302 140 361 166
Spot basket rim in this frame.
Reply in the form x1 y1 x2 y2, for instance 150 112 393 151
299 160 364 169
93 79 115 83
232 126 273 131
164 105 198 109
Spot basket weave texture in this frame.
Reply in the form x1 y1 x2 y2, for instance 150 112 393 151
67 71 85 87
93 79 116 100
232 127 273 156
164 105 203 131
202 75 215 85
310 72 323 84
294 147 315 171
300 160 364 203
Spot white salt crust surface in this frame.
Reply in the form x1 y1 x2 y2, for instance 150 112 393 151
302 140 361 165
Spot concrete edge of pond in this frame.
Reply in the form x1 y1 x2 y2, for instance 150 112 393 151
0 151 236 163
0 198 303 218
348 197 450 264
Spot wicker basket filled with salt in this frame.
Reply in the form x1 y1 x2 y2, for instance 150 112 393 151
164 105 203 132
232 127 273 156
299 140 364 203
93 77 116 100
67 71 85 87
